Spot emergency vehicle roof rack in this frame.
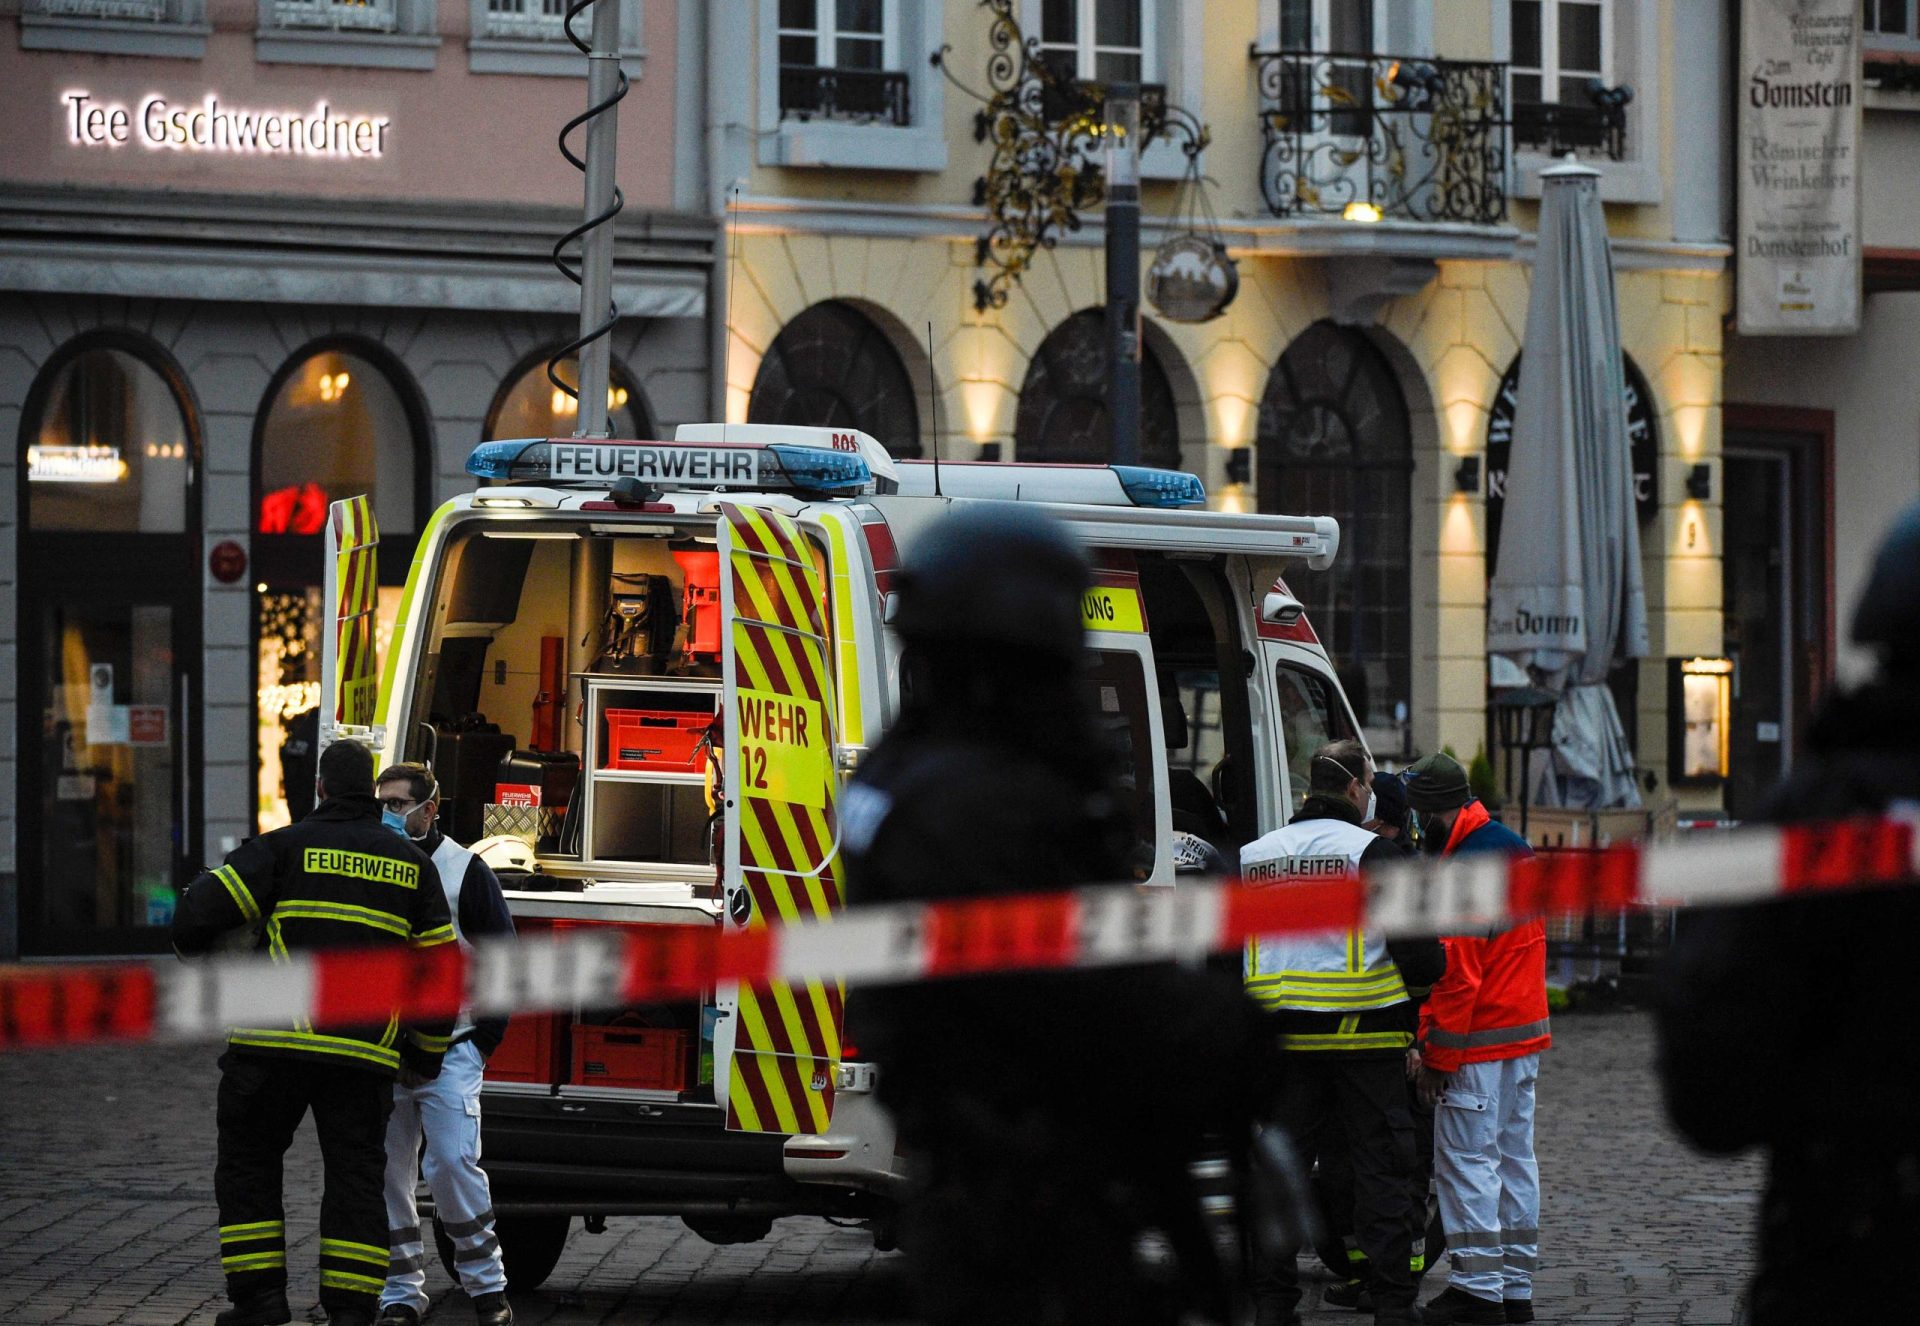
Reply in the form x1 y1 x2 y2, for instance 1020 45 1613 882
1031 503 1342 569
465 435 872 497
891 459 1208 509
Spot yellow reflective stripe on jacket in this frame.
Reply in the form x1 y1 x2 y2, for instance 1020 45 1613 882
405 1028 452 1053
320 1238 387 1267
272 899 409 938
410 923 456 949
215 865 261 923
229 1028 402 1072
1280 1029 1416 1051
1245 967 1409 1011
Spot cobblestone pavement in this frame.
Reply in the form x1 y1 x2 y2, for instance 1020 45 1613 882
0 1012 1760 1324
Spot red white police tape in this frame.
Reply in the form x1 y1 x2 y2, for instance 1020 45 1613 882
3 813 1916 1052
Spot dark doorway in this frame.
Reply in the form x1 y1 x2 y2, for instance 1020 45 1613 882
1721 406 1834 819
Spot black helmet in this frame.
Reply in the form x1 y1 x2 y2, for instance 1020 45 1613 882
1852 501 1920 669
891 503 1090 665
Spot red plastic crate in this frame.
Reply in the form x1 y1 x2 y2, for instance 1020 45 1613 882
570 1025 689 1091
484 1013 561 1084
604 709 710 773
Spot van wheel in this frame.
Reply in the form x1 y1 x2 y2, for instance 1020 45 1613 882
433 1213 570 1291
682 1215 773 1245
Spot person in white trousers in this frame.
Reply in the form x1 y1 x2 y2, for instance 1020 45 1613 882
372 765 517 1326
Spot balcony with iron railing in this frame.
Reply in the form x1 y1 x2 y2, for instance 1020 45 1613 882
1511 82 1632 161
271 0 395 32
480 0 567 42
778 66 913 127
1251 48 1509 226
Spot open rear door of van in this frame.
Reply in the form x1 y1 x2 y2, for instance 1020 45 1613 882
319 495 380 754
713 502 846 1137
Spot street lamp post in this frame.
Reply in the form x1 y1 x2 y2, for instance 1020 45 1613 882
1103 83 1142 466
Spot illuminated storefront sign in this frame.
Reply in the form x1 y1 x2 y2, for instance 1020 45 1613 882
62 90 390 159
26 445 128 484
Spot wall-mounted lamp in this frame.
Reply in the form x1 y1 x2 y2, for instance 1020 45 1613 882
1342 201 1383 223
1686 462 1712 501
1454 454 1481 494
978 442 1003 462
1225 447 1252 485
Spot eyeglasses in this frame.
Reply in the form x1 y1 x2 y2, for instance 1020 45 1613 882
379 797 423 815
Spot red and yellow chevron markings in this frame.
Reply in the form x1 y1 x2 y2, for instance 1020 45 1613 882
720 503 845 1137
329 496 380 728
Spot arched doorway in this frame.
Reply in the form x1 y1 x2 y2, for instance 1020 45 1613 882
1014 309 1181 467
748 301 923 457
1256 320 1413 753
18 332 202 954
252 340 430 830
487 350 654 440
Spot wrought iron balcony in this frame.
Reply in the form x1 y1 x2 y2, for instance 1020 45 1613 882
1252 49 1508 225
778 66 912 127
30 0 171 19
1512 92 1629 160
270 0 395 32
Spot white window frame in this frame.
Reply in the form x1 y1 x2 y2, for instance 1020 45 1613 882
1864 1 1920 53
1507 0 1613 107
1495 0 1661 205
755 0 947 173
1022 0 1200 180
1034 0 1159 83
254 0 441 69
776 0 900 72
19 0 210 58
466 0 646 77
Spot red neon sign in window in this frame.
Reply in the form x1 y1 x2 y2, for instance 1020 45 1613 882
258 482 331 535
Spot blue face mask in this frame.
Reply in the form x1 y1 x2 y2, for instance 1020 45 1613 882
381 808 411 837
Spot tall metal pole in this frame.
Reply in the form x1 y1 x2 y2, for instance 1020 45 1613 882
574 0 623 439
1104 83 1142 465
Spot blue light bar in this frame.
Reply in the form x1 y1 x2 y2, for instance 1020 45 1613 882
1111 465 1207 509
466 438 545 481
766 444 870 496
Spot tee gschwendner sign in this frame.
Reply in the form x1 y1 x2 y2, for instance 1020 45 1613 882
1735 0 1863 335
62 90 390 160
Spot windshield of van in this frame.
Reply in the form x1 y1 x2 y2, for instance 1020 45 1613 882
1080 648 1158 879
1274 662 1356 819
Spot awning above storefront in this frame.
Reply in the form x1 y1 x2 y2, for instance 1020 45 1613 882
0 187 712 319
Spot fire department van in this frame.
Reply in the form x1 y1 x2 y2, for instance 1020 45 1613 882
321 423 1363 1289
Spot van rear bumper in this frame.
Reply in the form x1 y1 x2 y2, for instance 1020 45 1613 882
780 1076 907 1197
478 1089 876 1219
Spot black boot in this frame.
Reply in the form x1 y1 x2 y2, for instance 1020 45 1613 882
1325 1279 1373 1311
1503 1299 1535 1323
326 1306 376 1326
216 1289 291 1326
473 1290 513 1326
374 1306 421 1326
1420 1285 1504 1325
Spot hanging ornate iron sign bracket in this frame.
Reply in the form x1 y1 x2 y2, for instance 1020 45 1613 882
935 0 1210 313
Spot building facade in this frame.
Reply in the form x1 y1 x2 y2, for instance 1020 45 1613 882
2 0 713 956
711 1 1731 811
1721 12 1920 816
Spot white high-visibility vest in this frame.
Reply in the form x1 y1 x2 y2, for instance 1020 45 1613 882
431 834 478 1038
1240 815 1408 1013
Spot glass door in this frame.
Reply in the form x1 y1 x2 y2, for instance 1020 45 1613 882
27 590 197 951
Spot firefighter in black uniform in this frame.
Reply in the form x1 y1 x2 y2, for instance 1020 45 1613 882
842 504 1272 1326
172 739 457 1326
1654 501 1920 1326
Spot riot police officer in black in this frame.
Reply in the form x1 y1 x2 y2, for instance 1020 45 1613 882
843 504 1271 1326
1655 501 1920 1324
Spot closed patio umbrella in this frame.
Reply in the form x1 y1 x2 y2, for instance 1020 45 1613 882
1486 159 1648 809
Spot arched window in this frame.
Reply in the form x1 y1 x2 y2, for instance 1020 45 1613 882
20 333 201 955
1256 321 1412 750
749 301 922 458
26 345 192 534
487 352 653 440
1014 309 1180 467
252 341 428 831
